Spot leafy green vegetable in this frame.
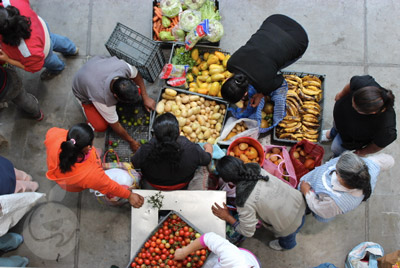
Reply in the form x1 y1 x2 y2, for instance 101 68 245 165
200 0 221 21
160 31 175 41
160 0 182 17
184 0 206 10
162 16 171 28
171 46 196 68
205 19 224 42
179 10 201 32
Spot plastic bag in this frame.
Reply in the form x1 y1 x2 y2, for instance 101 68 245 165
0 192 45 236
345 242 384 268
217 117 259 146
289 139 324 179
160 64 188 79
185 19 209 50
171 25 185 41
263 145 297 188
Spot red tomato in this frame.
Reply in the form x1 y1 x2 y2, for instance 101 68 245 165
151 260 157 265
179 230 185 236
161 254 167 260
183 226 189 232
184 232 190 237
177 237 183 242
193 257 198 262
163 226 168 230
187 257 192 262
159 234 165 239
175 231 180 237
156 239 162 244
200 249 206 255
155 255 160 261
169 238 175 244
130 262 137 267
168 260 174 265
144 259 150 265
163 222 168 226
200 255 206 261
151 242 156 248
159 243 165 249
137 258 143 265
185 238 191 244
155 248 161 254
197 260 204 266
151 236 157 241
144 242 150 248
149 247 155 253
181 241 186 246
160 263 165 268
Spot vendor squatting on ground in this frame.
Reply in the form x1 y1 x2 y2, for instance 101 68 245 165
0 2 397 267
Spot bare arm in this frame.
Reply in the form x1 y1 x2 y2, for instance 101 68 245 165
0 49 25 69
335 83 351 101
109 122 140 152
174 237 203 260
354 142 383 157
131 73 156 112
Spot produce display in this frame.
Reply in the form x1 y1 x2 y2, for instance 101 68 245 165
153 0 222 43
292 146 316 170
265 147 290 181
129 213 209 268
155 88 227 144
275 74 323 142
223 121 247 141
261 96 274 129
229 142 261 164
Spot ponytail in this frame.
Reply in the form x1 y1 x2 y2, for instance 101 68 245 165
59 124 94 173
0 6 31 46
380 88 395 111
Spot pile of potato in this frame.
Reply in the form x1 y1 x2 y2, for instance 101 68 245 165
156 88 226 144
223 121 247 141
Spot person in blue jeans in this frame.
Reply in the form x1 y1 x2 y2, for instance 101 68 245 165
212 156 306 250
0 233 29 267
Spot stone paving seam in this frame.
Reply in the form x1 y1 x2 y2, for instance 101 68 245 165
73 192 83 268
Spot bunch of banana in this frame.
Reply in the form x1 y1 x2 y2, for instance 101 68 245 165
276 74 324 143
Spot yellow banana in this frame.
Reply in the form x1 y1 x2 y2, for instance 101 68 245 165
286 105 296 116
302 108 320 116
286 100 300 116
304 132 319 139
304 138 318 143
302 87 321 96
307 86 322 92
303 101 321 110
303 121 320 128
315 92 323 102
285 75 302 84
298 86 316 100
302 104 320 112
286 79 298 86
284 122 302 133
278 121 298 128
302 75 322 84
287 97 303 113
283 115 301 122
302 114 319 123
279 133 296 140
303 80 321 87
287 90 303 106
302 125 319 134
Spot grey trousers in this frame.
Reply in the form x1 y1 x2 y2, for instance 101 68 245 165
0 65 41 118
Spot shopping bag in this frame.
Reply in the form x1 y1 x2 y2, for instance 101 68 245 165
263 145 297 188
378 250 400 268
218 117 259 146
289 139 324 180
345 242 384 268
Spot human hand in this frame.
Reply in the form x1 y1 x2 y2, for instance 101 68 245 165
0 49 10 62
128 193 144 208
174 248 188 260
211 202 231 221
129 140 141 152
354 149 366 157
334 92 342 101
143 95 156 112
250 93 264 107
300 181 311 195
203 143 213 154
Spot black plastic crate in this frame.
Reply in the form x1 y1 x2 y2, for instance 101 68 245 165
152 0 220 47
272 71 325 145
105 22 165 83
126 210 209 268
150 87 229 143
104 103 151 163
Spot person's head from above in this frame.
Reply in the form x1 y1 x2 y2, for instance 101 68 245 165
216 155 269 184
335 151 371 201
59 123 94 173
111 77 141 104
0 6 31 46
352 86 395 115
145 112 181 169
221 72 249 104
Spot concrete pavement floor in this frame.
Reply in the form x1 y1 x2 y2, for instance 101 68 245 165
0 0 399 267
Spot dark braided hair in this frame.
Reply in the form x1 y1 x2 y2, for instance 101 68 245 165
221 72 249 104
144 113 182 171
0 6 32 46
216 156 269 184
336 152 372 201
353 86 395 114
59 123 94 173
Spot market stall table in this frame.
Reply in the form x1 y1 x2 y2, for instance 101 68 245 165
130 190 226 258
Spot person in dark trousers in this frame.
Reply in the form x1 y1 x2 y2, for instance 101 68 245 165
132 113 213 190
221 14 308 107
322 75 396 156
0 65 43 120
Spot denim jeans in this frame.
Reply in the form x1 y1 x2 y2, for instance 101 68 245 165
43 22 76 73
278 214 305 249
329 126 348 157
0 233 29 267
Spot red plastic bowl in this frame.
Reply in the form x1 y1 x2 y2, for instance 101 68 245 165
227 137 265 166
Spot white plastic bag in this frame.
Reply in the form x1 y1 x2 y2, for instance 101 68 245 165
217 117 259 146
345 242 384 268
92 168 134 200
0 192 45 236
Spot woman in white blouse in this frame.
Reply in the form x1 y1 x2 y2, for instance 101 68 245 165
299 152 393 222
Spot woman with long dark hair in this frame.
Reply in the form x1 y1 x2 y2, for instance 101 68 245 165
212 156 306 251
45 123 144 208
132 113 213 190
0 1 77 80
322 75 396 156
221 14 308 107
299 152 394 222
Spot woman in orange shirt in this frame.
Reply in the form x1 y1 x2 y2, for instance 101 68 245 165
44 123 143 208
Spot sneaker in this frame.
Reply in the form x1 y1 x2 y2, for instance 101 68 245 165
40 69 61 81
320 129 332 143
64 47 79 57
268 239 284 251
34 110 44 121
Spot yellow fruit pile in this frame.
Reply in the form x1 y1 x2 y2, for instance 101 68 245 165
223 121 247 141
186 49 233 97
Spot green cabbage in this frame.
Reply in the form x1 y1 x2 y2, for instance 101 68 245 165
200 0 221 21
205 19 224 42
179 10 201 32
160 0 182 18
184 0 206 10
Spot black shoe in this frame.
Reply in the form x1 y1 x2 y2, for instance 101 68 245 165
40 69 61 80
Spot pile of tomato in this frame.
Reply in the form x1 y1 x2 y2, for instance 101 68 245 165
130 214 209 268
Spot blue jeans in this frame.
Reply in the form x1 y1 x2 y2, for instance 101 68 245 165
43 22 76 73
0 233 29 267
329 127 348 157
278 214 305 249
